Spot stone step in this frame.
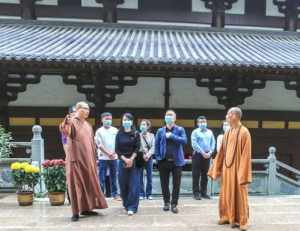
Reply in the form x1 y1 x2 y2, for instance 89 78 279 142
0 194 300 231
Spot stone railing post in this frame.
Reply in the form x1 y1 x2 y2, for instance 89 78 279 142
31 125 45 194
267 146 278 195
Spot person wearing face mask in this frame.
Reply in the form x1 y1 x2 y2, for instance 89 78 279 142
139 119 155 200
217 121 230 153
191 116 216 200
115 113 141 216
94 112 120 200
155 110 187 214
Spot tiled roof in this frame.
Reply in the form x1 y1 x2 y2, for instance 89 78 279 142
0 20 300 70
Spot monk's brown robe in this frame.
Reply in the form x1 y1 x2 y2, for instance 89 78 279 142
208 124 252 227
60 115 108 215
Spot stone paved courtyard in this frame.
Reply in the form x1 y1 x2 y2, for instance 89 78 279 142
0 193 300 231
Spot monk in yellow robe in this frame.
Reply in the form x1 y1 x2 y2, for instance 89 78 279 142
208 107 252 231
60 101 108 222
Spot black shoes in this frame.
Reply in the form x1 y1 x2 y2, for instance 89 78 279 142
72 210 98 221
163 203 170 211
80 211 99 216
163 203 179 213
201 194 211 199
171 205 179 214
71 214 79 222
193 193 202 200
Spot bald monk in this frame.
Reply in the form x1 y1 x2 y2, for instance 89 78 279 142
208 107 252 231
60 101 108 222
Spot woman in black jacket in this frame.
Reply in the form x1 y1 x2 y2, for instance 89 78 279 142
115 113 141 216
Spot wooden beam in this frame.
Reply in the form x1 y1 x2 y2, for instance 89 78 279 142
58 0 81 6
245 0 266 16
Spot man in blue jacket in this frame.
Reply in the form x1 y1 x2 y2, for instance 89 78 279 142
155 110 187 214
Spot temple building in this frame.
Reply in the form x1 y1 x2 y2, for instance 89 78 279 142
1 0 300 169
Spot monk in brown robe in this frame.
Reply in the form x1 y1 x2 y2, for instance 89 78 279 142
60 101 108 222
208 107 252 231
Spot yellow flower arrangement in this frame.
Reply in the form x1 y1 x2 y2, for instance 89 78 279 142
20 162 30 170
11 162 40 173
10 161 41 193
24 165 40 174
10 162 21 170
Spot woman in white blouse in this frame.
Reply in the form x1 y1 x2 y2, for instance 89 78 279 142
216 121 230 154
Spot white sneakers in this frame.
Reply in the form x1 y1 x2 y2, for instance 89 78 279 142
127 211 134 216
140 196 153 200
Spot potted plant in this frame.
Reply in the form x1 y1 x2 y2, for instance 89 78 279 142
10 162 40 206
0 125 32 192
42 159 66 206
0 125 13 159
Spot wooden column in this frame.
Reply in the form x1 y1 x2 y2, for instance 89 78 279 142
202 0 238 28
20 0 37 20
274 0 300 32
164 77 170 110
212 0 225 28
0 71 9 129
92 68 106 128
96 0 124 23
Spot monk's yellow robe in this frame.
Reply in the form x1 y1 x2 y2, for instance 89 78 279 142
208 124 252 227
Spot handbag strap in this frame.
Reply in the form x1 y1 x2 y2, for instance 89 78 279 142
142 134 151 151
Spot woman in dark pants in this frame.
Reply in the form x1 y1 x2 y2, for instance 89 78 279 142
115 113 141 216
139 119 155 200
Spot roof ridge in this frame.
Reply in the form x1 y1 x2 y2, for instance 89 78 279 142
0 19 299 37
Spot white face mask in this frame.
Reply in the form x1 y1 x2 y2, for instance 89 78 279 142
223 125 230 132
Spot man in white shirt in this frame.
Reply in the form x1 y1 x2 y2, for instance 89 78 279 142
95 112 119 200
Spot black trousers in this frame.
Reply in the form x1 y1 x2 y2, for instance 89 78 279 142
158 160 182 206
192 154 210 196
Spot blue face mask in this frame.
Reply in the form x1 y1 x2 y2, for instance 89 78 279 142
165 115 173 125
123 120 132 129
140 125 147 133
103 119 112 127
198 123 207 130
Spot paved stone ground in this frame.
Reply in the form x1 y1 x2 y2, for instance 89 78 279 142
0 193 300 231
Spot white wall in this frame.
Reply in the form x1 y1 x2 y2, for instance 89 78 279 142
9 75 87 107
243 81 300 111
106 77 165 108
266 0 284 17
0 0 19 3
170 78 223 109
192 0 245 15
36 0 58 5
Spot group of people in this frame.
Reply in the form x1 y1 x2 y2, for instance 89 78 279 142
59 101 252 231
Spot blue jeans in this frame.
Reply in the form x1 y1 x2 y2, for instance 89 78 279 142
118 161 140 213
140 158 153 198
98 159 118 197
